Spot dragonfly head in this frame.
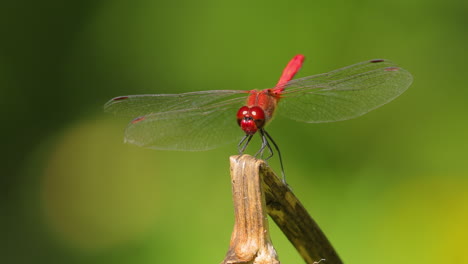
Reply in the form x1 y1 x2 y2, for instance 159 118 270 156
237 106 265 135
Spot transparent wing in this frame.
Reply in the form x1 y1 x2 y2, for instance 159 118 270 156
104 90 248 151
278 59 413 123
104 90 248 117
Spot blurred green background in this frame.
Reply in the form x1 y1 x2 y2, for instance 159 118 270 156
2 0 467 263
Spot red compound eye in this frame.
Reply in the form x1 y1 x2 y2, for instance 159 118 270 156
236 106 266 135
249 106 265 121
236 106 249 123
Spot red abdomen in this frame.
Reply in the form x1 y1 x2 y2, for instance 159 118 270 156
236 54 304 135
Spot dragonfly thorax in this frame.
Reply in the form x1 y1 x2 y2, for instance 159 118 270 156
236 106 266 135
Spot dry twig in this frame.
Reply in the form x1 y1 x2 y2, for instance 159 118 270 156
222 155 342 264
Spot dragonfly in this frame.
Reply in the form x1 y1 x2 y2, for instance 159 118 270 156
104 55 413 183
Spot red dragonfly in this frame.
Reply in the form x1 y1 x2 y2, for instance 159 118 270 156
105 55 412 181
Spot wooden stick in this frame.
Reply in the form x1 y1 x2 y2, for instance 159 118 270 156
222 155 279 264
222 155 342 264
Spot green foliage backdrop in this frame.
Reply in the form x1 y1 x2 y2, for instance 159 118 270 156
2 1 467 263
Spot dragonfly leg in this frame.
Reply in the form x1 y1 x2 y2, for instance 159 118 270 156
263 130 287 185
238 134 253 155
255 130 269 158
258 129 274 161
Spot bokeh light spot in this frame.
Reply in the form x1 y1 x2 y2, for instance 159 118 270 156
41 117 162 251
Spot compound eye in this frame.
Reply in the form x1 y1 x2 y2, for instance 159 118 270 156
236 106 250 120
250 106 265 121
249 106 265 129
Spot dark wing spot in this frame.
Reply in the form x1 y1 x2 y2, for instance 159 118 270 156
370 59 385 63
113 96 129 101
131 116 146 124
384 67 400 71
